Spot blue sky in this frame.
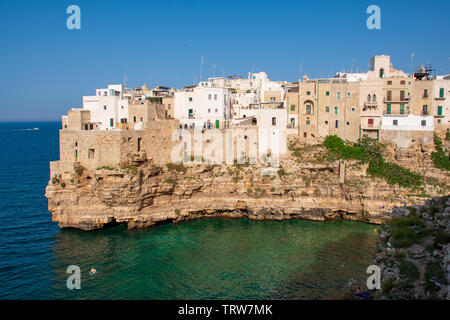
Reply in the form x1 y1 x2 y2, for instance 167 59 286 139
0 0 449 121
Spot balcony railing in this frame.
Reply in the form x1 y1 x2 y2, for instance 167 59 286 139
422 111 429 116
364 102 378 107
384 98 409 103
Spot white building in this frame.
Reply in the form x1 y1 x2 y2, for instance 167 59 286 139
82 84 129 130
174 86 231 129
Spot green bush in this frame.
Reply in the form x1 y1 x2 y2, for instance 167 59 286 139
382 278 395 293
324 135 423 187
433 231 450 248
398 259 420 280
277 168 287 178
431 134 450 171
425 261 445 292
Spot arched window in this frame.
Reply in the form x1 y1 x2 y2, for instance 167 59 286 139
367 94 371 102
379 68 384 78
372 94 377 102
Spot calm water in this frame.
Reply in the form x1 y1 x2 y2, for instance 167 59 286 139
0 122 378 300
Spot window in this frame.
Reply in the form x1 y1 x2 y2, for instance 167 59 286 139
140 117 143 122
367 94 371 102
74 142 78 147
326 91 330 96
272 117 276 126
208 94 211 100
368 119 374 125
387 91 392 101
440 88 445 98
400 90 405 101
335 120 339 128
400 104 405 115
214 94 217 100
215 109 218 113
133 116 136 122
208 109 211 113
303 132 307 138
306 91 311 95
189 97 192 101
393 120 398 126
346 122 350 126
88 149 95 159
137 138 142 152
110 118 114 127
188 109 193 118
325 106 330 112
387 81 392 85
422 105 428 115
438 119 441 123
438 106 443 116
290 105 295 111
104 105 107 110
423 89 428 98
306 119 310 125
334 106 338 115
373 94 377 102
421 120 426 126
351 107 355 112
386 104 391 114
325 121 328 124
306 104 312 115
400 80 406 85
337 92 341 100
347 92 351 97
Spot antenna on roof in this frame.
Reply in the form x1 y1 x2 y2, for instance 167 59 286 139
410 53 415 76
199 56 204 82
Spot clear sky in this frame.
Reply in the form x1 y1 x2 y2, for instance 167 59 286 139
0 0 449 121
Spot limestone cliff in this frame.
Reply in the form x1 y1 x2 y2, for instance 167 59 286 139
45 143 449 230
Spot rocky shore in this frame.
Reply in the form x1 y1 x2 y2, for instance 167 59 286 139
373 196 450 300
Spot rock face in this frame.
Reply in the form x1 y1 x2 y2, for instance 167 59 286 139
45 144 449 231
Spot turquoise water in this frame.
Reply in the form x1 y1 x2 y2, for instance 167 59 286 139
0 122 378 299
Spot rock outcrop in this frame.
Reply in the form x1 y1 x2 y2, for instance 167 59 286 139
373 196 450 300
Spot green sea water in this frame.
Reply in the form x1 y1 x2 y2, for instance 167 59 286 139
51 217 378 300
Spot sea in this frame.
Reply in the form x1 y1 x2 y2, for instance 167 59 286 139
0 121 379 299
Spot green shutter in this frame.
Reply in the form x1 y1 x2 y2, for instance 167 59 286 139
438 106 443 116
326 106 330 112
400 104 405 115
387 104 391 114
335 120 339 128
440 88 444 98
334 107 338 115
215 120 220 128
290 105 295 111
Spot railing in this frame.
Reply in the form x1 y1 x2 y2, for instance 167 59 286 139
422 111 429 116
364 102 378 107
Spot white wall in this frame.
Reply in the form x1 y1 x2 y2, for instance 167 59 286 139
381 115 434 131
174 87 230 128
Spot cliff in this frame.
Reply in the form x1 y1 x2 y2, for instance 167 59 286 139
45 142 449 231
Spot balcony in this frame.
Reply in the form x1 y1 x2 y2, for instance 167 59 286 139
383 98 409 103
361 122 380 130
364 102 378 107
383 111 410 117
421 111 429 116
